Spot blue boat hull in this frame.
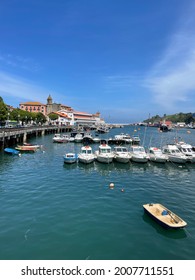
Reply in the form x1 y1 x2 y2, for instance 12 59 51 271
4 148 20 155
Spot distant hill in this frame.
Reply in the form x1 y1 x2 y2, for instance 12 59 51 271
143 112 195 124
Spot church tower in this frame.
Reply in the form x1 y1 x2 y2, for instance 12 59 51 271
46 95 53 114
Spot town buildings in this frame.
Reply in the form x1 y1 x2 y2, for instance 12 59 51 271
19 95 104 127
19 101 46 115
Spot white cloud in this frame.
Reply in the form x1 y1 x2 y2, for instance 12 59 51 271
0 71 51 103
0 53 40 72
144 5 195 110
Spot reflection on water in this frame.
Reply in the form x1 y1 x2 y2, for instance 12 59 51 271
62 157 195 179
142 213 187 239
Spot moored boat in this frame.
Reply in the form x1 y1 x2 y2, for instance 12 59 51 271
131 135 141 145
162 144 187 163
143 203 187 229
175 141 195 163
95 143 114 163
74 133 83 143
92 136 101 143
78 146 96 164
82 133 93 144
148 147 168 163
53 134 69 143
4 147 20 155
23 142 40 149
130 145 149 163
114 133 132 144
15 145 37 152
63 153 78 164
113 146 131 163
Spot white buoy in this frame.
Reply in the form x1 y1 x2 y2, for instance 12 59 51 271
109 183 114 189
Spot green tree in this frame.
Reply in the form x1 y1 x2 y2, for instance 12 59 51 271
0 96 8 121
48 113 58 120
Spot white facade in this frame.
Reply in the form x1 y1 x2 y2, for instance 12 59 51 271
49 109 105 127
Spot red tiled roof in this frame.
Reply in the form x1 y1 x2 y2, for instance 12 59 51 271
20 101 45 106
74 115 94 120
73 111 92 116
55 112 71 119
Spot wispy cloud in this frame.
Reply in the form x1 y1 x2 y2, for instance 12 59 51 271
0 53 40 72
104 74 141 91
144 3 195 110
0 71 51 103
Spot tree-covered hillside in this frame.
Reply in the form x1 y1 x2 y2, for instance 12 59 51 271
143 112 195 124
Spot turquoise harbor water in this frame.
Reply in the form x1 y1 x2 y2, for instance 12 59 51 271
0 126 195 260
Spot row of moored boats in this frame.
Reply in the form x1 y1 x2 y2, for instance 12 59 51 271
53 132 141 145
63 141 195 164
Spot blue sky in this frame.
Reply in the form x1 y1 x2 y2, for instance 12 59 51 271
1 0 195 123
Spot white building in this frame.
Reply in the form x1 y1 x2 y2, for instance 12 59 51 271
49 110 104 127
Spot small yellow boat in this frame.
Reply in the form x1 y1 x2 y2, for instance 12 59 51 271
143 203 187 229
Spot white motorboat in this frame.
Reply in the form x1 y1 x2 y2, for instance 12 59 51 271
130 145 149 163
53 134 62 142
78 146 96 164
113 146 131 163
131 135 141 145
162 144 187 163
114 133 132 144
74 133 83 143
96 126 109 134
148 147 168 163
63 153 77 164
93 136 101 143
82 133 93 144
69 136 75 142
175 141 195 163
95 144 114 163
53 134 69 143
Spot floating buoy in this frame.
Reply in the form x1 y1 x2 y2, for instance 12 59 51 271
121 188 124 192
187 130 191 134
109 183 114 189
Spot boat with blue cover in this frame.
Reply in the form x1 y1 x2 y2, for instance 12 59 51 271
4 148 20 155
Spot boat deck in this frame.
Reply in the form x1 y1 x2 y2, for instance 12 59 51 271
143 203 187 228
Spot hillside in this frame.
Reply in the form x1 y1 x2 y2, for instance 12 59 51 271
143 112 195 124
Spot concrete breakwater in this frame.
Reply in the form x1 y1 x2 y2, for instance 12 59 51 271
0 125 72 150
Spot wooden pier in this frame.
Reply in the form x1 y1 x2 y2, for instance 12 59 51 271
0 125 72 150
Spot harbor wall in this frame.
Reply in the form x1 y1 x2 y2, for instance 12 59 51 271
0 126 72 150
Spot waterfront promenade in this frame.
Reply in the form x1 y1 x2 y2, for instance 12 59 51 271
0 125 72 149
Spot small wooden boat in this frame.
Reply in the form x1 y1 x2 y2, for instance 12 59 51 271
143 203 187 229
4 148 20 155
23 142 40 149
15 145 37 152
